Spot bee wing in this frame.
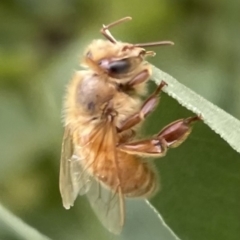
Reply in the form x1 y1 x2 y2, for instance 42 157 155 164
60 121 125 234
59 127 73 208
86 176 124 234
60 126 94 209
85 120 125 234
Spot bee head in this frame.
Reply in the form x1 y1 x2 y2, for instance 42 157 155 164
81 16 173 79
82 39 164 78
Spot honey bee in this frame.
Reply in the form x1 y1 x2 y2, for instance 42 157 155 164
59 16 200 234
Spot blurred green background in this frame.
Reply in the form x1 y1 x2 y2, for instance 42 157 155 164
0 0 240 240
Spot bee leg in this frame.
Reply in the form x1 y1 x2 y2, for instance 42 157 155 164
118 115 201 156
117 137 168 157
156 115 201 148
101 17 132 43
117 81 167 133
126 69 151 87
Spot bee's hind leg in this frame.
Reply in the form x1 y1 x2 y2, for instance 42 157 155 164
117 116 201 157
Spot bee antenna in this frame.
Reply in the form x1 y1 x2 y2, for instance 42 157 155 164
103 17 132 30
101 17 132 43
134 41 174 48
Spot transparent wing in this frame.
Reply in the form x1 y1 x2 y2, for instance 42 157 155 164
85 120 125 234
59 127 76 209
86 176 124 234
60 126 94 209
59 121 125 234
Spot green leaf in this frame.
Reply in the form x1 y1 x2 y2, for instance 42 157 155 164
152 66 240 154
0 204 51 240
145 67 240 240
117 200 180 240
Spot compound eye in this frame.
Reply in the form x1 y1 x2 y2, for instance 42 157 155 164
108 59 130 74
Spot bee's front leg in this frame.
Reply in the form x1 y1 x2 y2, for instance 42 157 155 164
126 69 151 88
117 81 167 133
118 116 201 157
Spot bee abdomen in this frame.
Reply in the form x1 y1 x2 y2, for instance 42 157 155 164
124 161 158 198
92 152 159 198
